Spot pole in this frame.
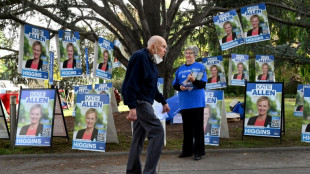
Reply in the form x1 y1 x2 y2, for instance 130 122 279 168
10 95 17 149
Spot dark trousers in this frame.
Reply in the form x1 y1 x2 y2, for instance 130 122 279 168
126 100 164 174
181 107 205 156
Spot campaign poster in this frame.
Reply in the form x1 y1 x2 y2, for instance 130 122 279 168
94 83 113 102
58 89 68 109
255 55 275 82
20 24 49 80
241 3 271 44
204 90 223 146
202 56 227 89
53 91 68 137
95 37 114 80
302 88 310 143
213 9 244 50
73 85 93 116
0 100 9 139
15 89 56 146
243 83 282 138
294 85 310 117
228 54 249 86
58 30 82 77
113 40 126 68
72 93 109 152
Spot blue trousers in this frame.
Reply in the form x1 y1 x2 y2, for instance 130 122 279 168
126 100 164 174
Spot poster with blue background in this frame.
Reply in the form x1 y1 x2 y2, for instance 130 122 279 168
255 55 275 82
15 89 56 146
202 56 227 89
241 3 271 44
72 93 109 152
20 25 49 80
213 9 244 50
294 85 310 117
73 85 93 116
58 30 82 77
244 83 282 138
204 90 223 146
229 54 249 86
95 37 114 80
301 88 310 143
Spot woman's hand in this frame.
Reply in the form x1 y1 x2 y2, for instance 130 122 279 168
180 86 187 91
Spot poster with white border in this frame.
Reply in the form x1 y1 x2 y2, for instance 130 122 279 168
213 9 244 50
229 54 249 86
94 37 114 80
202 56 227 89
294 85 310 117
301 88 310 143
243 83 282 138
241 3 271 44
255 55 275 82
72 93 109 152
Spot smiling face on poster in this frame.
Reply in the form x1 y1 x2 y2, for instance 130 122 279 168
21 25 50 80
58 30 82 77
294 85 310 117
72 93 109 152
15 89 56 146
202 56 227 89
95 37 114 80
229 54 249 86
255 55 275 82
244 83 282 138
213 9 244 50
241 3 271 43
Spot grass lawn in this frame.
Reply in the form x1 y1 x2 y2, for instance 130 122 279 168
1 97 309 155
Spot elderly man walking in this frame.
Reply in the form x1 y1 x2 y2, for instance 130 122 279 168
122 35 170 174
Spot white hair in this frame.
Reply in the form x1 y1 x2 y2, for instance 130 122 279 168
185 45 199 58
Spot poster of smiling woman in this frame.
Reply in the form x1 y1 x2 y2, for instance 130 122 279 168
202 56 227 89
18 24 50 80
15 89 56 146
94 37 114 80
228 54 249 86
243 82 283 138
72 93 109 152
255 55 275 82
213 9 244 51
302 88 310 143
57 30 82 77
241 3 271 44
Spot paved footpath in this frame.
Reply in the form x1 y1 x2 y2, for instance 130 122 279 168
1 147 310 174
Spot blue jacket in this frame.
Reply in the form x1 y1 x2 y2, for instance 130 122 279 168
121 48 166 109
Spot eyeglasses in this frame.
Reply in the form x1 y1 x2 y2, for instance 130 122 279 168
185 52 194 55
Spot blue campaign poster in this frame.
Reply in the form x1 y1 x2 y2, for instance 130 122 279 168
73 85 93 116
15 89 56 146
301 88 310 143
58 30 82 77
244 83 283 138
94 83 113 103
21 25 50 80
95 37 114 80
213 9 244 50
204 90 223 146
229 54 249 86
255 55 275 82
72 93 109 152
294 85 310 117
202 56 227 89
241 3 271 44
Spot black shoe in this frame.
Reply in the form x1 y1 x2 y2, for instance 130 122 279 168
178 153 193 158
194 155 201 160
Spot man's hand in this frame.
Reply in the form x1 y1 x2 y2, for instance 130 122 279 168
126 108 137 121
162 103 170 113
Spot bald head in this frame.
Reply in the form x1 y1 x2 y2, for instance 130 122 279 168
147 35 167 58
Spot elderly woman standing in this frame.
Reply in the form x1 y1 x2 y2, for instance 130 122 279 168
172 46 207 160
